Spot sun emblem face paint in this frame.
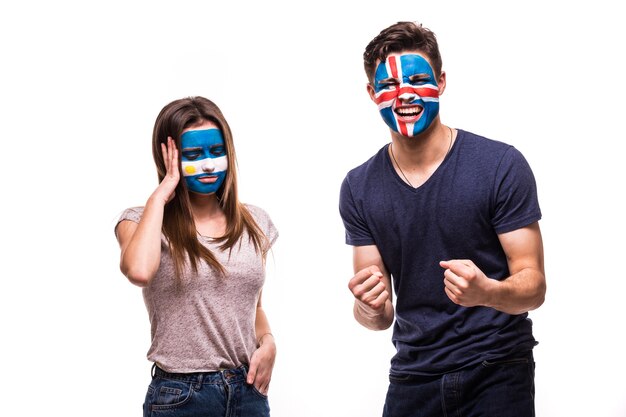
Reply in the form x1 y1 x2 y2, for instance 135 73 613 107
180 128 228 195
372 53 440 137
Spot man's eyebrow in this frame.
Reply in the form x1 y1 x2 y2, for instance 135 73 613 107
408 73 430 81
378 77 399 84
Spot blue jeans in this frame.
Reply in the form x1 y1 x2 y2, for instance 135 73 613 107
143 364 270 417
383 351 535 417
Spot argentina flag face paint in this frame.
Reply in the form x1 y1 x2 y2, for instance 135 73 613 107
180 128 228 195
373 53 440 137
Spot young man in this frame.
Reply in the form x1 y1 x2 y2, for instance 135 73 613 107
339 22 545 417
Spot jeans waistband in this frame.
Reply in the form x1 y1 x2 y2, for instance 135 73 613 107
389 350 534 383
152 363 248 385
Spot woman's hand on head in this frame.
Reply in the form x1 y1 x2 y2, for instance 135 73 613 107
153 136 180 205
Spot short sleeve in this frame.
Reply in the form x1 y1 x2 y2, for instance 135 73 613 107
264 214 279 249
245 204 279 250
492 147 542 234
114 207 144 236
339 176 375 246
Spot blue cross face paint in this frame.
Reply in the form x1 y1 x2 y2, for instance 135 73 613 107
373 53 440 137
180 128 228 195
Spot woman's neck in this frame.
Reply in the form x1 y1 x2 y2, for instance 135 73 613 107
188 193 227 237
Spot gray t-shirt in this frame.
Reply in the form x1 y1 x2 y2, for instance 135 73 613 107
116 204 278 373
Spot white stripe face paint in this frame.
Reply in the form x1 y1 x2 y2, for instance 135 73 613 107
181 155 228 177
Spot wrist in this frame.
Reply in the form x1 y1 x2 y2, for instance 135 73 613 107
483 277 502 309
355 299 386 317
257 332 275 347
147 191 170 207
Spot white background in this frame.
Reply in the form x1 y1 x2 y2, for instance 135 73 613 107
1 1 625 416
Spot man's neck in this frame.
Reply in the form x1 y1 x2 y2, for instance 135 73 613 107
390 122 453 165
387 122 455 188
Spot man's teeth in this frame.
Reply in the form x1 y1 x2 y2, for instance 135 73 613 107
396 108 422 116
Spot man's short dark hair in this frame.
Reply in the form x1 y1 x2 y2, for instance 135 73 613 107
363 21 442 83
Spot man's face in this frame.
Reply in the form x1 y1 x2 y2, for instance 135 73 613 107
371 53 440 137
180 128 228 195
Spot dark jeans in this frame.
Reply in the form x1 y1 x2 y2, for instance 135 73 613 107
143 364 269 417
383 352 535 417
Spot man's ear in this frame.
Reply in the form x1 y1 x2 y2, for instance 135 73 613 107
367 82 377 102
437 71 447 96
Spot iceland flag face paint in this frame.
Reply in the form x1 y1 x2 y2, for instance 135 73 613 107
373 54 440 137
180 128 228 195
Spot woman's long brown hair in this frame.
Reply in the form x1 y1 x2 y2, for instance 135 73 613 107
152 96 268 279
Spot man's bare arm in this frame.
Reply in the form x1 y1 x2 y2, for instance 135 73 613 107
348 245 395 330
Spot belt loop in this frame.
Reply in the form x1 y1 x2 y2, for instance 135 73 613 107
194 372 204 391
151 362 157 378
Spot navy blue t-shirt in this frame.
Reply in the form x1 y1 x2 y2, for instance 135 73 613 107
339 129 541 376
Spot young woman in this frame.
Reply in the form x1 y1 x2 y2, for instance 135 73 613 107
115 96 277 417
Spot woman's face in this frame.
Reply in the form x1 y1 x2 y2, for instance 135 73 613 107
180 121 228 195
